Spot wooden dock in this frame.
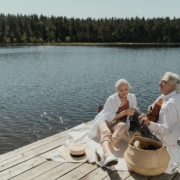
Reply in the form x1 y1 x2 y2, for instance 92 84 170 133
0 120 179 180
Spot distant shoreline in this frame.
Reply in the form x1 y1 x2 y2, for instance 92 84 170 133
1 42 180 47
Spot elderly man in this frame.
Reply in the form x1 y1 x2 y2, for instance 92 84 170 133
140 72 180 145
140 72 180 174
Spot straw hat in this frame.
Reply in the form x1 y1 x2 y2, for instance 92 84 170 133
61 144 93 162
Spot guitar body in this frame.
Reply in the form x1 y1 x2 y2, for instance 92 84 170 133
146 99 163 122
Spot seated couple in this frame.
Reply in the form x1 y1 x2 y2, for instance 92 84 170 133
88 72 180 167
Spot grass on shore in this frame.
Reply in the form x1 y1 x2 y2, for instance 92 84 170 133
1 42 180 46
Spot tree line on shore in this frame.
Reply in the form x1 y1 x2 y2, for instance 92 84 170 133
0 13 180 44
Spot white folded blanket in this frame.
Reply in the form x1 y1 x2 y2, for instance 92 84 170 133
46 123 131 171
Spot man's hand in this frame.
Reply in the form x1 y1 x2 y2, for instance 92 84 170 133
138 114 150 126
148 105 153 111
139 114 150 126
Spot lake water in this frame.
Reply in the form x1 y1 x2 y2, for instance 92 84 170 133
0 46 180 154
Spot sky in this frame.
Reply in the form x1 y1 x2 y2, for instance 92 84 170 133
0 0 180 19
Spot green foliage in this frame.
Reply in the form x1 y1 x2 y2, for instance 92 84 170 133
65 36 71 42
4 37 11 44
0 14 180 44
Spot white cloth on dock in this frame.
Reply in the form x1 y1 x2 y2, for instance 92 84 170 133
46 123 132 171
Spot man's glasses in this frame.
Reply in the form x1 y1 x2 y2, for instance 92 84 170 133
159 80 168 85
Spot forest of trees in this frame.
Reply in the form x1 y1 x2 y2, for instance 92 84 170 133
0 13 180 44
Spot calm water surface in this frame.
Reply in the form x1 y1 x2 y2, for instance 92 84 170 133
0 46 180 154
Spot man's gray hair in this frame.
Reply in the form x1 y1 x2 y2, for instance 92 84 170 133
115 79 132 91
163 72 180 92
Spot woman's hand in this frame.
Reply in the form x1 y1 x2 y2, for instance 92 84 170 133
125 108 135 116
113 108 135 121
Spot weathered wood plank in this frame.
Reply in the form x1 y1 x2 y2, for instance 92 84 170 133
0 147 61 180
79 166 113 180
0 136 66 172
1 157 47 180
10 161 64 180
57 163 98 180
172 173 180 180
149 173 177 180
103 170 133 180
125 173 150 180
33 162 83 180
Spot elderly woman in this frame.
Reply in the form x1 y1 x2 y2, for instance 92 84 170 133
88 79 140 167
140 72 180 174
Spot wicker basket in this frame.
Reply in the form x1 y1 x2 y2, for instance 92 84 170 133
124 136 170 176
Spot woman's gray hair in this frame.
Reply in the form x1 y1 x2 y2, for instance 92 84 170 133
163 72 180 92
115 79 132 91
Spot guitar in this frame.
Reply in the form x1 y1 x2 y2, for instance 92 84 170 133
140 98 163 125
146 98 163 122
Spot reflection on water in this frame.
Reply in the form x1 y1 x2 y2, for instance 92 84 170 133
0 46 180 154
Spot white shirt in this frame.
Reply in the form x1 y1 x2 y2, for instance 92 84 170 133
148 91 180 146
88 93 137 139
